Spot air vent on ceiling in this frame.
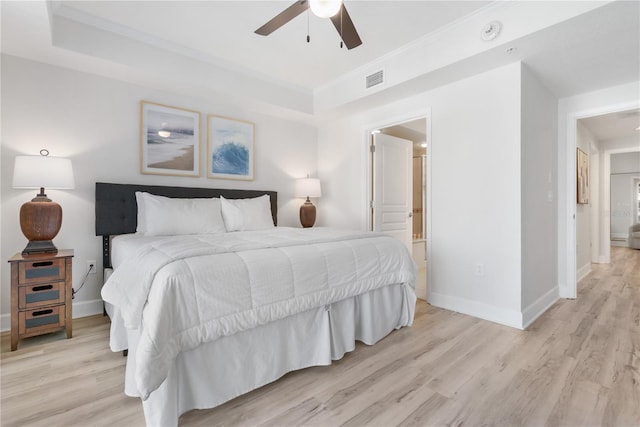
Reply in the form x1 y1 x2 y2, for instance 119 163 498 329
366 70 384 89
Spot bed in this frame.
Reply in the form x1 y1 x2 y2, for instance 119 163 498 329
96 182 417 426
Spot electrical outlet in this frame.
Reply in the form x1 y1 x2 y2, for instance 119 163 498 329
87 260 96 275
474 263 485 276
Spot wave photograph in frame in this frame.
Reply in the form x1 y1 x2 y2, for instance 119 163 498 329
207 115 254 181
140 101 201 177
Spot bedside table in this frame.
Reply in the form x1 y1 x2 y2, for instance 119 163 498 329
8 250 74 351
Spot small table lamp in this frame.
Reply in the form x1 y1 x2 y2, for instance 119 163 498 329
295 177 321 228
12 149 75 255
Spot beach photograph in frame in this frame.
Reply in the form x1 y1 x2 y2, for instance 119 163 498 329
208 115 254 180
140 101 200 176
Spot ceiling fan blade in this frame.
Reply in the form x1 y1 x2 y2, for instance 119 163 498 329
255 1 309 36
330 4 362 49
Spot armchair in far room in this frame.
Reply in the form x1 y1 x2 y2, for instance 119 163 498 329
629 224 640 250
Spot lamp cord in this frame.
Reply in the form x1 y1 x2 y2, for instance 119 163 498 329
72 263 94 299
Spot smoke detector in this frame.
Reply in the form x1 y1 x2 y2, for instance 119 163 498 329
481 21 502 41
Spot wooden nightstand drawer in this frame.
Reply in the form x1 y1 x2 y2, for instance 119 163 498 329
18 258 66 285
18 305 66 336
9 250 73 350
18 281 66 310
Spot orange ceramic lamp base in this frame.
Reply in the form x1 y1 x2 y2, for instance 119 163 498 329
299 198 316 228
19 188 62 255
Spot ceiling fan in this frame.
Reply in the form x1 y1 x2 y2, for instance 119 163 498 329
255 0 362 50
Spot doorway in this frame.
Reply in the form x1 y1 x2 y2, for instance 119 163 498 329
635 179 640 224
368 117 428 300
564 105 640 298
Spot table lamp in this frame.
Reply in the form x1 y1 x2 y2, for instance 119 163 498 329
295 177 321 228
12 149 75 255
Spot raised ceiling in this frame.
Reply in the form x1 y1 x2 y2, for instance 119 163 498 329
51 0 492 90
1 1 639 122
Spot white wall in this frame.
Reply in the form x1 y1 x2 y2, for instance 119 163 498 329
610 152 640 238
611 152 640 174
590 143 600 264
575 121 597 279
610 173 639 237
318 62 524 328
594 135 640 261
557 81 640 298
520 64 558 326
0 54 318 330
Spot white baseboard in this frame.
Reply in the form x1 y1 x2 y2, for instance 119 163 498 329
522 287 559 329
0 314 9 333
427 291 523 330
577 262 592 282
610 240 629 247
0 299 104 333
72 299 105 319
558 281 572 299
611 233 628 241
596 255 609 264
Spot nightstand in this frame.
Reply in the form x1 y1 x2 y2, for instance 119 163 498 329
8 250 73 351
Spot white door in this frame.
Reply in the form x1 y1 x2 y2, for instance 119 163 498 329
372 133 413 250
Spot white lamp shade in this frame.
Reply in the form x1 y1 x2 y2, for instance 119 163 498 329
13 155 75 189
309 0 342 18
295 178 322 198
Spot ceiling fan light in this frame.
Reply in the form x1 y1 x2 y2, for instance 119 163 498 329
309 0 342 18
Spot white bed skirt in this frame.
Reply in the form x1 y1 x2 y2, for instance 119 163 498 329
109 282 415 426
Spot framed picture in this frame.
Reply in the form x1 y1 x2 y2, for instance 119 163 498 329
577 147 589 204
140 101 200 176
207 115 254 180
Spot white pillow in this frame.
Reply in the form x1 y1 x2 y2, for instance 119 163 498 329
137 192 226 236
220 195 275 232
135 192 148 234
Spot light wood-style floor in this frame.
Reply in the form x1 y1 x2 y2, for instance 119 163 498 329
2 246 639 426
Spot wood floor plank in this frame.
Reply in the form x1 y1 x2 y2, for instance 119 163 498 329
1 246 638 426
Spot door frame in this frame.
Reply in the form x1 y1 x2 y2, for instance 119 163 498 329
561 100 639 299
363 109 431 300
634 178 640 225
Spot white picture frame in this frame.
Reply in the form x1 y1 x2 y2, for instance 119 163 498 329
207 115 254 181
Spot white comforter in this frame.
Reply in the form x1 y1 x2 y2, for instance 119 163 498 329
101 227 416 400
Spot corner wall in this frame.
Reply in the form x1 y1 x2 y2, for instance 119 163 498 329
520 64 558 327
318 62 524 328
0 54 318 330
575 122 597 279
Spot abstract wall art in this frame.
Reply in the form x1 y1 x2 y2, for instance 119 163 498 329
207 115 254 180
577 147 589 204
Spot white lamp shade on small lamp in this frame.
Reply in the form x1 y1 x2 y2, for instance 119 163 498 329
13 151 75 255
13 155 75 190
295 178 322 199
295 178 321 228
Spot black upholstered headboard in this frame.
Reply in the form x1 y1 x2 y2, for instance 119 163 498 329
95 182 278 268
